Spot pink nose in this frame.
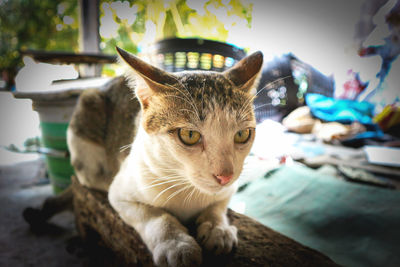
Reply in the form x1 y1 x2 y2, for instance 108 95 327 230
215 174 233 185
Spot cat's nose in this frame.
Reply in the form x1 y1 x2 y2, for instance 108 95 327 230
215 174 233 185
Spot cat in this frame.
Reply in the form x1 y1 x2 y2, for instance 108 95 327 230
26 47 263 267
67 75 141 192
23 75 140 230
106 48 262 266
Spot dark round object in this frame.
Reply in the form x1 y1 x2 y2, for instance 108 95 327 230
149 37 246 72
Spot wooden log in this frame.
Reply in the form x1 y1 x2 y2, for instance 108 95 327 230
71 176 339 266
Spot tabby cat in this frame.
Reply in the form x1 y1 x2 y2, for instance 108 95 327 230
37 47 263 267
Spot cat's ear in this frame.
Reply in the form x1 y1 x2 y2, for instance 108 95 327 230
116 47 176 108
223 51 263 94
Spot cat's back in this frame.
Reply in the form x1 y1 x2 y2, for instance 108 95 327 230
67 76 140 191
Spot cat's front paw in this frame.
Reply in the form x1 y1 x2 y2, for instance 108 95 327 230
153 233 202 267
196 221 238 255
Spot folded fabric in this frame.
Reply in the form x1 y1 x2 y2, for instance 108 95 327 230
306 93 375 125
230 164 400 267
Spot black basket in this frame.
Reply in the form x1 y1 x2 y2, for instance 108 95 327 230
254 53 334 122
147 38 246 72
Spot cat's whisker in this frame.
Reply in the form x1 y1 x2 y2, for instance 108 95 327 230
237 106 255 121
149 172 180 177
166 77 193 100
149 172 184 179
184 185 200 207
200 189 208 205
236 91 261 119
164 78 201 118
255 75 292 97
237 96 256 120
201 79 206 116
163 94 201 121
190 184 206 205
179 108 199 117
142 178 187 190
253 102 273 111
164 184 192 205
120 144 132 152
149 171 182 176
148 174 186 183
168 77 202 121
149 167 182 173
152 182 190 204
163 94 195 108
182 186 194 207
237 75 292 119
237 110 254 123
192 187 201 205
148 174 186 181
238 102 273 121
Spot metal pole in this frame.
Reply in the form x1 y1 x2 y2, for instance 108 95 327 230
79 0 101 77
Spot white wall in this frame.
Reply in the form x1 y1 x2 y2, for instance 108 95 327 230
227 0 393 94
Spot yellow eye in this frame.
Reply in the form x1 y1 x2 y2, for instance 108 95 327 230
234 128 251 144
178 129 201 146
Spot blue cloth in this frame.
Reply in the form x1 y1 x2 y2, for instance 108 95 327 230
306 93 375 125
306 93 384 142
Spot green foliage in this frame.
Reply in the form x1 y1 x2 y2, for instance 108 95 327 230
0 0 79 71
0 0 252 78
100 0 253 54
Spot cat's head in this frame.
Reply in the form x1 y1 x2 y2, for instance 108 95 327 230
117 47 263 194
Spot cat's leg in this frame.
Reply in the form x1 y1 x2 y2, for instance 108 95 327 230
196 199 238 255
109 186 202 267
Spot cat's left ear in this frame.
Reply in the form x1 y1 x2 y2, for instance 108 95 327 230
223 51 263 94
116 47 177 108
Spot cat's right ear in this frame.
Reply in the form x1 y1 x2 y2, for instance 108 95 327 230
116 47 176 108
223 51 263 94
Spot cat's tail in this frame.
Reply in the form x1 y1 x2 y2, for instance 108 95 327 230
22 186 73 232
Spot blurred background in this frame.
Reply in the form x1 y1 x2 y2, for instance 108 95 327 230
1 1 400 267
1 0 399 147
0 0 397 86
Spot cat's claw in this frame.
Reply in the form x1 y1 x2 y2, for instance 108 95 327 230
153 233 202 267
196 221 238 255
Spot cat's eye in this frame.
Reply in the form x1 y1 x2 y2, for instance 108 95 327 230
178 129 201 146
234 128 251 144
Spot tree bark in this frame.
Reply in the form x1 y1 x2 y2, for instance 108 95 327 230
72 176 339 267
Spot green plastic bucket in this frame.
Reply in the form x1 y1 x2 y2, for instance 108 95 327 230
40 121 75 194
33 99 77 194
13 77 113 194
